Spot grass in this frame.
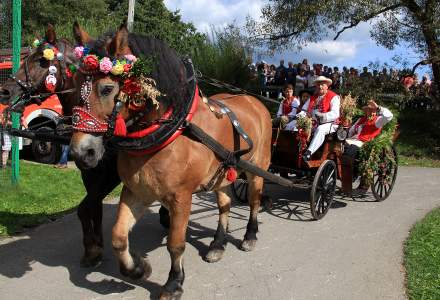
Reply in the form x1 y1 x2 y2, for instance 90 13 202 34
396 109 440 168
404 207 440 300
0 161 85 236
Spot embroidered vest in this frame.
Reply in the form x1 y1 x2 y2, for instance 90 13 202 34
307 90 337 114
355 115 382 142
282 96 296 115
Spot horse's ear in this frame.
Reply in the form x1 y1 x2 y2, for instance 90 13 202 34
108 21 130 56
45 24 56 44
73 21 92 46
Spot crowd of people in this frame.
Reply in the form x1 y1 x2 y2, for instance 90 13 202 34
255 59 434 98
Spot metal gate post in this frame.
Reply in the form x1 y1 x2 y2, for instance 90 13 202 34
11 0 21 184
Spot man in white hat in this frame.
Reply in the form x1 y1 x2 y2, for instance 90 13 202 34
299 75 341 161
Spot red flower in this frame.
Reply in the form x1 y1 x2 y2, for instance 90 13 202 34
83 55 99 69
123 64 132 73
121 78 141 96
65 68 73 78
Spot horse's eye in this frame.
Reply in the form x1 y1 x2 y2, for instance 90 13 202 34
100 85 114 96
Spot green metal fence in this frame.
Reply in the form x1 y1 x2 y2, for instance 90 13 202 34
0 0 21 184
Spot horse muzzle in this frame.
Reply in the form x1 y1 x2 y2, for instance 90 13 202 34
70 133 105 170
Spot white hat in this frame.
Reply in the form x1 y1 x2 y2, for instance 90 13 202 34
313 76 332 86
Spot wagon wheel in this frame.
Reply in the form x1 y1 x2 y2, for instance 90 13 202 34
231 178 248 203
371 146 398 202
310 160 337 220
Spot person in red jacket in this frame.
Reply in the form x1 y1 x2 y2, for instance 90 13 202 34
273 84 300 128
346 100 393 150
344 100 393 192
299 76 340 161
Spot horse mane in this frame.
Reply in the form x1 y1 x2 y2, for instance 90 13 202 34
127 33 189 110
89 32 190 111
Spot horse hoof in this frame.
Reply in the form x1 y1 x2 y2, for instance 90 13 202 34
240 239 256 252
159 287 183 300
120 255 152 280
204 248 225 263
80 253 103 268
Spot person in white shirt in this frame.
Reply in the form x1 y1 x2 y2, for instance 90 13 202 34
273 84 300 128
345 100 393 152
298 76 341 161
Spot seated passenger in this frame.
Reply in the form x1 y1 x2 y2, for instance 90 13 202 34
272 84 300 128
344 100 393 156
299 76 341 161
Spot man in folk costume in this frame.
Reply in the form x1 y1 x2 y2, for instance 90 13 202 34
344 100 393 192
345 100 393 154
273 84 300 128
300 76 340 161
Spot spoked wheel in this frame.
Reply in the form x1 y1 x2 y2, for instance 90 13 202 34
310 160 337 220
231 178 248 204
371 146 398 202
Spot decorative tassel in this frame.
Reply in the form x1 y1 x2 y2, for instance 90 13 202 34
113 114 127 137
226 167 237 182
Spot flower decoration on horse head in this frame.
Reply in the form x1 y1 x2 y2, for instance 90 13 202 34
32 38 64 61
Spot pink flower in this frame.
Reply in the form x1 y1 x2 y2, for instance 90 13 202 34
99 57 113 74
124 54 137 62
74 46 84 59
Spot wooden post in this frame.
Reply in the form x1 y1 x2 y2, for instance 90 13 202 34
127 0 135 31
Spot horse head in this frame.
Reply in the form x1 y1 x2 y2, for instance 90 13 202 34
0 22 97 119
70 22 188 169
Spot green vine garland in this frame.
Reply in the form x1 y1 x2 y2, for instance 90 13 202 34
358 117 398 183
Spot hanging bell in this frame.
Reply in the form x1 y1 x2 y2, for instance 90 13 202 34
56 52 64 61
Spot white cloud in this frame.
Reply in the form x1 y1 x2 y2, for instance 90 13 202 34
164 0 264 33
164 1 420 70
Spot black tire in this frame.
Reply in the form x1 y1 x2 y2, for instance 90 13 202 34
231 178 248 204
31 126 61 164
371 146 398 202
310 160 337 220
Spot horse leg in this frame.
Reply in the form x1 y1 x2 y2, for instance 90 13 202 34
78 156 121 267
112 187 151 280
240 173 263 251
159 194 192 300
205 187 231 263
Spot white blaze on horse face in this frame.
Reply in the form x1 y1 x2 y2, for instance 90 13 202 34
70 133 105 169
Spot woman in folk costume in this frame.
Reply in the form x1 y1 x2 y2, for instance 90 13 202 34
273 84 300 128
345 100 393 154
298 76 341 161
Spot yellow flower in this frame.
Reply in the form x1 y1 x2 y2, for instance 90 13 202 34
111 62 124 75
43 48 55 61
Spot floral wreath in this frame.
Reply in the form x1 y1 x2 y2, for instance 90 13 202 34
32 38 74 92
74 46 162 111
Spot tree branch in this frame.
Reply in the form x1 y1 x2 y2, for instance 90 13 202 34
412 55 440 74
333 3 402 40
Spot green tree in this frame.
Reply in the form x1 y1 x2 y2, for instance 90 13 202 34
248 0 440 105
19 0 204 56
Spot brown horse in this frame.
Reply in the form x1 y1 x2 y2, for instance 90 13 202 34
69 24 271 299
0 23 130 267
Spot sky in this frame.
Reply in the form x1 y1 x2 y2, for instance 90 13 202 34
164 0 429 75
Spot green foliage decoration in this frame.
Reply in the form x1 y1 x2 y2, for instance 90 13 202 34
358 117 398 183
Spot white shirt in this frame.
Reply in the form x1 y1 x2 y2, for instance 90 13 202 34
276 97 301 118
348 107 394 139
299 93 340 123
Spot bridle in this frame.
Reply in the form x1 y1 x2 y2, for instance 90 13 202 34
8 40 77 110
